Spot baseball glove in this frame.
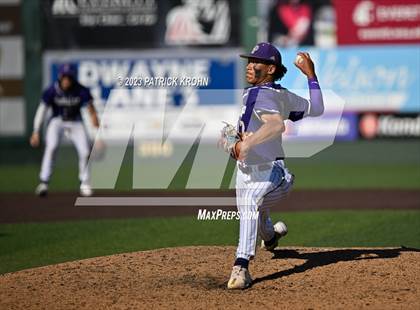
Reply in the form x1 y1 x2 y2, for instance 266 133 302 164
219 121 242 160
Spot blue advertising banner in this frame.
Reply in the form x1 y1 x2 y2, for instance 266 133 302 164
43 50 243 141
283 112 358 142
278 45 420 112
45 49 242 108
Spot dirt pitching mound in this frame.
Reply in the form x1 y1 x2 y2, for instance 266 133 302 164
1 246 419 309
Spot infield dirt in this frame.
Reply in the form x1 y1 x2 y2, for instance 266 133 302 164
1 246 419 309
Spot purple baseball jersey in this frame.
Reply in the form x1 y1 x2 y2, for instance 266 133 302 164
42 82 93 121
238 81 313 164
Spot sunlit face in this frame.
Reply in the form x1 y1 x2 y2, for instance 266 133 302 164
245 58 276 85
60 76 73 91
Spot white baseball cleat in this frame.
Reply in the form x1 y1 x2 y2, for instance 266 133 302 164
35 183 48 197
227 265 252 290
80 183 93 197
261 221 288 251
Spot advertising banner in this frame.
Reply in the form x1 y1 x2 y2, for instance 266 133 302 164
43 0 240 49
279 45 420 112
359 112 420 139
0 3 24 137
285 113 358 142
44 49 242 141
335 0 420 45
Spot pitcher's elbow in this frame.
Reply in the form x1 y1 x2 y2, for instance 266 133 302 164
277 122 286 134
311 105 324 117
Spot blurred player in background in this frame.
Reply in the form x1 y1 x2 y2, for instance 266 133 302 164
29 64 100 197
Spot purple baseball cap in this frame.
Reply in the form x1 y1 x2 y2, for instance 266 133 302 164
240 42 282 66
58 63 77 79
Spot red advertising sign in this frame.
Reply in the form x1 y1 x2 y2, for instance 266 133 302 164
335 0 420 45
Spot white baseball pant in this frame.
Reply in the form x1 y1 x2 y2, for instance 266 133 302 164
39 117 90 184
235 160 294 260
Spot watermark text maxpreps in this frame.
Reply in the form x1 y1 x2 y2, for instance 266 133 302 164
197 209 259 221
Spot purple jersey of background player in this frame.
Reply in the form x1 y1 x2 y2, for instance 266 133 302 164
239 77 322 164
42 82 93 121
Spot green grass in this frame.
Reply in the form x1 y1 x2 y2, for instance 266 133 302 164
287 163 420 189
1 210 419 274
1 162 418 192
1 140 419 192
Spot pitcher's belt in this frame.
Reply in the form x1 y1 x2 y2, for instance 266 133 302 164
239 157 284 174
238 163 273 174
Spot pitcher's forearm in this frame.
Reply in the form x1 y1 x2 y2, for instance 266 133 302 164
246 120 284 148
308 76 324 117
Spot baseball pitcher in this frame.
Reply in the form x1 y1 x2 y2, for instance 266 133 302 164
29 64 100 197
221 43 324 289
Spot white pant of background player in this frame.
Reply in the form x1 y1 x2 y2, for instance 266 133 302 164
235 159 294 260
40 117 91 195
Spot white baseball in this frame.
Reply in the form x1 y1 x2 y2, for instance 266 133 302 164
295 54 304 65
274 221 288 236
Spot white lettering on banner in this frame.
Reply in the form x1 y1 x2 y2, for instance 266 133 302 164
353 1 375 27
102 60 131 86
77 0 157 11
320 54 411 91
129 61 150 80
132 88 167 108
150 60 209 79
376 5 420 23
78 61 99 87
52 0 159 27
106 88 131 107
53 0 158 15
358 27 420 41
52 0 79 15
379 115 420 137
343 93 407 111
353 1 420 27
285 117 350 138
106 88 168 108
79 60 131 87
